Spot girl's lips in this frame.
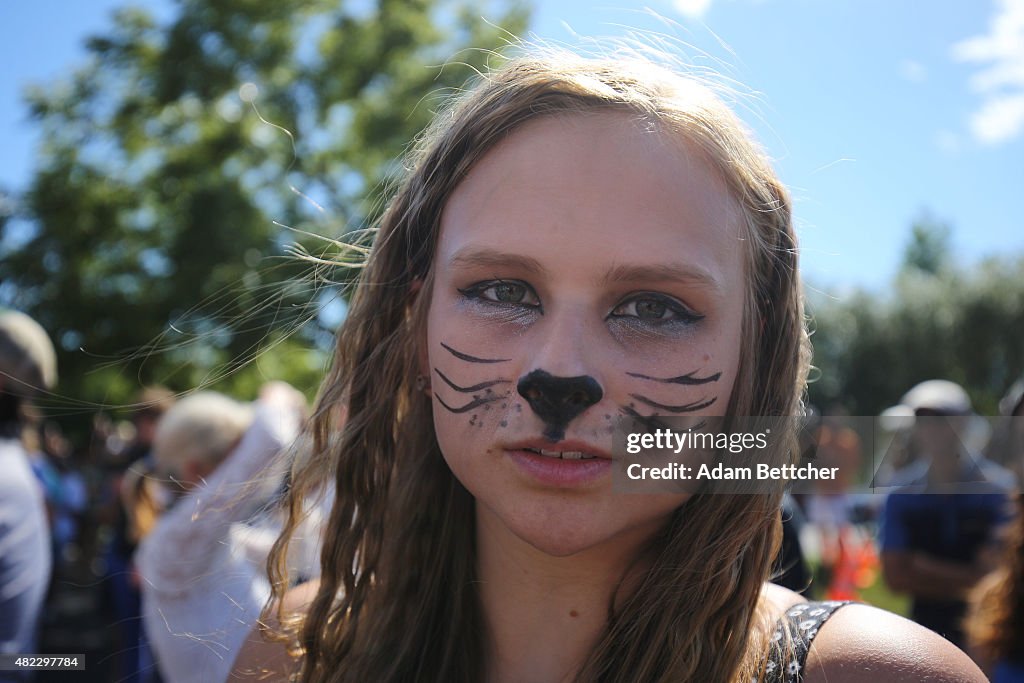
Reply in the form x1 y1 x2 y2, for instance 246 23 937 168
504 439 612 460
505 446 612 487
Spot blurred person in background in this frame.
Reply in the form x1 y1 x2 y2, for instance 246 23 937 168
806 408 865 598
966 492 1024 681
881 379 1016 648
123 387 177 467
0 310 56 677
137 383 322 683
118 386 178 557
105 386 177 683
985 378 1024 485
27 421 86 568
871 404 917 489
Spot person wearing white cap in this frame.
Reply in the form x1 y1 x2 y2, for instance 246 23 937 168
982 378 1024 484
136 383 325 683
880 379 1016 650
0 310 56 673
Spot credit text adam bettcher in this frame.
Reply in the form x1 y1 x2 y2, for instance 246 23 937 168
622 428 840 481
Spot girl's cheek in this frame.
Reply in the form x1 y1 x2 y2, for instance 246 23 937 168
426 324 522 442
433 385 519 435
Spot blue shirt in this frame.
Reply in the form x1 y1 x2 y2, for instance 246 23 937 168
880 456 1014 646
995 660 1024 683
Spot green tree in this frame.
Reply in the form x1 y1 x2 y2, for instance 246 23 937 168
902 213 952 275
809 218 1024 416
0 0 528 428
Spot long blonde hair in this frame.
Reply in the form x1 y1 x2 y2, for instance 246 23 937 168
267 48 810 682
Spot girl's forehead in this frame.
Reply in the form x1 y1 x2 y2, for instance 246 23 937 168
435 112 745 281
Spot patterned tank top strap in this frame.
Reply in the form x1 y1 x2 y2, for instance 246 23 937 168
762 600 853 682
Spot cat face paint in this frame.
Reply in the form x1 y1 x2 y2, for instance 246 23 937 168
517 369 604 441
624 369 720 414
432 344 512 414
424 113 746 557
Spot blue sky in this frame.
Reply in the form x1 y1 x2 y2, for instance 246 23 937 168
1 0 1021 291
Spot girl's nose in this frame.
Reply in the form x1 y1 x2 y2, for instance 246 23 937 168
516 370 603 440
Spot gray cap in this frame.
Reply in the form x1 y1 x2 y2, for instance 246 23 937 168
0 310 57 398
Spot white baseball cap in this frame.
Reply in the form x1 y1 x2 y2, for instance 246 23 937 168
900 379 971 416
0 309 57 397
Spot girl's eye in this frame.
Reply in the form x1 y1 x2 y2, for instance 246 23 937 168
460 280 540 306
633 299 668 319
611 294 703 323
489 282 528 303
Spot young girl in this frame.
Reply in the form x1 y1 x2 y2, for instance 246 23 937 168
232 50 985 682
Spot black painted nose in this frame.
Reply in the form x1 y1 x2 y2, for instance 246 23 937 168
517 370 603 427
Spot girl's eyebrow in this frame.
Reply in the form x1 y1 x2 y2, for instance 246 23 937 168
448 248 721 291
448 247 545 274
602 262 721 291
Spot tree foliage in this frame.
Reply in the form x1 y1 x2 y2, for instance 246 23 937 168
902 213 952 276
808 221 1024 416
0 0 528 425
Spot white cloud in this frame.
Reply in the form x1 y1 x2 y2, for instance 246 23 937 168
952 0 1024 145
969 92 1024 144
899 59 928 83
673 0 713 19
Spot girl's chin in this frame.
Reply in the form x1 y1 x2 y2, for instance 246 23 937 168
487 509 664 560
517 530 608 558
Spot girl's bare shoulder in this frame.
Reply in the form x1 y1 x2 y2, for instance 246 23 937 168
229 579 320 681
801 603 987 683
760 584 985 682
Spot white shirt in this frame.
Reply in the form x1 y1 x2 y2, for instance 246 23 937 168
0 437 52 658
137 405 323 683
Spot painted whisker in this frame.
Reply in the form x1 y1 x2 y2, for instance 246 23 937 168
628 394 717 413
440 342 510 364
627 370 721 385
436 394 505 414
433 369 510 393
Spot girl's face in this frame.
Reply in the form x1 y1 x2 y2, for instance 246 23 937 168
425 113 746 557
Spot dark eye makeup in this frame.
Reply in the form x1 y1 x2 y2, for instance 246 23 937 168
458 280 541 308
609 292 704 325
458 280 704 328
